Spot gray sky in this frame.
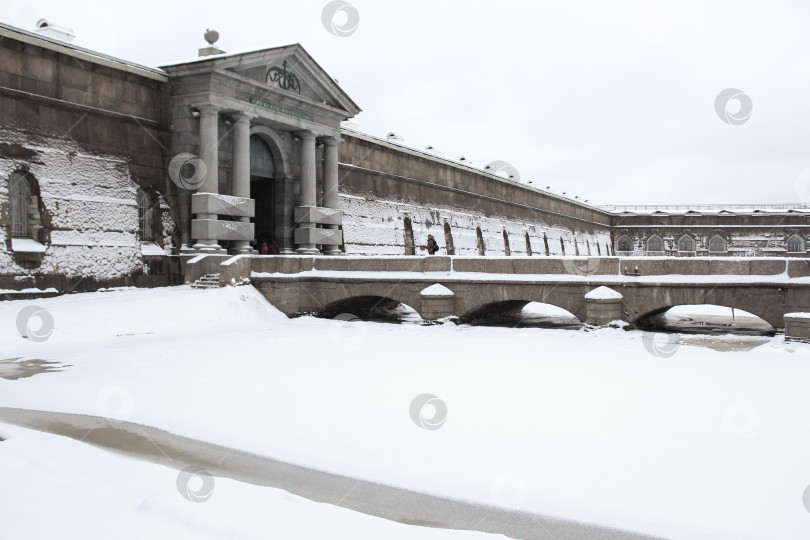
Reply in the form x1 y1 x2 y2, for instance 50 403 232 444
3 0 810 206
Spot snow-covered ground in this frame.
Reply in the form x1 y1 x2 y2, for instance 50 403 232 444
0 422 499 540
2 286 810 539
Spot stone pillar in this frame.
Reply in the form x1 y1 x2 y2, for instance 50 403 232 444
584 286 623 326
193 105 220 250
321 136 341 255
296 131 319 254
230 112 256 253
420 283 456 321
784 313 810 342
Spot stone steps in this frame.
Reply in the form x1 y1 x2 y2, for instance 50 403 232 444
191 274 221 289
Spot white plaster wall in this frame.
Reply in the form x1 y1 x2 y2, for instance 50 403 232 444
0 129 175 280
340 194 612 257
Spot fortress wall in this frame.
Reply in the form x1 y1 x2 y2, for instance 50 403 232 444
338 132 613 256
0 32 178 291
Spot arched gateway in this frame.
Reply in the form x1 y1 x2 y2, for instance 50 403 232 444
160 43 361 261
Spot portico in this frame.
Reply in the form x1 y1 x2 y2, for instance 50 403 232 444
160 44 361 259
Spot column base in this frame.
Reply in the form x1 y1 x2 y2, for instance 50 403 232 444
190 242 227 254
296 246 320 254
229 239 254 255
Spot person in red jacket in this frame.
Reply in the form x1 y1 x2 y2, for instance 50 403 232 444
260 242 269 255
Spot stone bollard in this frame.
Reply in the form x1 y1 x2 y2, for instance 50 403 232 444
584 286 623 325
420 283 455 320
784 313 810 342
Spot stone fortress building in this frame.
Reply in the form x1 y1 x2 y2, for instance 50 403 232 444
0 20 808 293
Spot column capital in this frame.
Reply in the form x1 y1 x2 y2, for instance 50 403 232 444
319 136 342 146
297 131 316 141
195 104 219 116
230 111 258 124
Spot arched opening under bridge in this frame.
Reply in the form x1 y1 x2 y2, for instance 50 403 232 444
317 295 421 323
459 301 581 329
634 304 774 337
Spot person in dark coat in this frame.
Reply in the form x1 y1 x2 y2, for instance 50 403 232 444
268 240 281 254
426 234 440 255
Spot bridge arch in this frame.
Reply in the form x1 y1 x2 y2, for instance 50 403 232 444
622 285 785 328
634 304 775 335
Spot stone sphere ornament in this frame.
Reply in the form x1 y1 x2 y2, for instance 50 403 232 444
204 29 219 46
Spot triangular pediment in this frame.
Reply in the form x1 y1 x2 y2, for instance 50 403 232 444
164 44 360 117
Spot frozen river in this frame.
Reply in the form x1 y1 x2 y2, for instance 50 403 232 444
1 286 809 540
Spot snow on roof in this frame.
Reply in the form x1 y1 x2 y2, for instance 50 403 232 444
420 283 454 296
0 21 167 80
584 286 623 300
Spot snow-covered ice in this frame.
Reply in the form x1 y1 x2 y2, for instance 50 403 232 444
1 286 810 539
0 422 500 540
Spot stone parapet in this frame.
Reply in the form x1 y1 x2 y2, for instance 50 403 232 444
191 193 255 218
294 226 343 246
191 219 254 242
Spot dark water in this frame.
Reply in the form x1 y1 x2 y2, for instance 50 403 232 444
637 312 775 337
0 407 661 540
462 310 582 329
0 358 69 380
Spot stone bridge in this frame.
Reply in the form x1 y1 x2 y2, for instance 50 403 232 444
190 255 810 329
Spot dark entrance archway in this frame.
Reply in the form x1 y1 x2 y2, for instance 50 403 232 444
249 136 276 248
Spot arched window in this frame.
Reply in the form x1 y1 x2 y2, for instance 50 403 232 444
443 221 455 255
647 235 663 252
709 235 726 253
403 216 415 255
787 235 804 253
524 232 532 256
502 228 511 256
137 189 153 241
678 235 695 252
617 235 632 252
10 172 30 237
476 226 485 256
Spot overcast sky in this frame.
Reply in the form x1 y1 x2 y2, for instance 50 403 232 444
3 0 810 206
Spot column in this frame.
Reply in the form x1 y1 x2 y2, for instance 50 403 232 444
230 112 256 253
276 173 297 254
322 136 341 255
296 131 319 254
193 104 220 250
